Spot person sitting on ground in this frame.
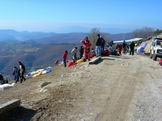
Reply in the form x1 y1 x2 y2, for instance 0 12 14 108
18 61 26 83
63 50 68 67
13 66 20 83
54 60 59 66
81 36 92 61
0 73 8 84
71 47 78 62
110 44 119 56
91 48 95 54
109 41 114 47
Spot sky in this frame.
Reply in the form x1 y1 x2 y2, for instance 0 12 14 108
0 0 161 33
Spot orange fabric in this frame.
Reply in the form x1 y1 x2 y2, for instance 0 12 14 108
68 61 76 68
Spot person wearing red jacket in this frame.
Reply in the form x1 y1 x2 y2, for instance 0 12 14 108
81 37 92 61
116 44 123 55
63 50 68 67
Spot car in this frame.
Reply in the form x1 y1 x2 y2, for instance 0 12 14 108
150 38 162 61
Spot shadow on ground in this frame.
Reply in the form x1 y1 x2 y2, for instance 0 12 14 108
0 106 36 121
102 57 116 61
109 55 132 60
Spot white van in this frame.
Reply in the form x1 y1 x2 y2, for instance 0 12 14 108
150 38 162 61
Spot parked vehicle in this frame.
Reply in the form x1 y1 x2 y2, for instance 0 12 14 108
150 38 162 61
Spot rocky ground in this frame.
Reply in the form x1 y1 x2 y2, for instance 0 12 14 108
0 55 162 121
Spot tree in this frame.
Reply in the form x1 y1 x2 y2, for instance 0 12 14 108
88 28 110 48
133 27 154 39
88 28 100 48
154 29 162 36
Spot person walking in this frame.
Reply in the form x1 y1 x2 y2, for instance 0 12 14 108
13 66 19 83
18 61 26 83
130 41 135 55
63 50 68 67
81 37 92 61
95 34 102 57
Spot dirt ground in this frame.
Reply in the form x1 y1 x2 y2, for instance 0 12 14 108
0 55 162 121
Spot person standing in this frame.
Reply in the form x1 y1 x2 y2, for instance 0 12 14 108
81 37 92 61
13 66 19 83
63 50 68 67
18 61 26 83
130 41 135 55
101 36 106 54
71 47 78 62
0 73 8 84
116 44 123 55
95 34 102 57
0 73 4 84
123 40 127 54
79 46 84 59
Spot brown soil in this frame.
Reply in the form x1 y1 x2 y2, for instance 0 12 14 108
0 55 162 121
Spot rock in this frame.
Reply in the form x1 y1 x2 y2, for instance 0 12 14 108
0 99 21 115
89 57 102 64
40 82 51 88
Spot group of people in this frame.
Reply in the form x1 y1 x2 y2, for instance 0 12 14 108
0 73 8 84
115 41 135 56
63 36 92 67
0 61 26 84
63 34 106 67
12 61 26 83
1 34 137 84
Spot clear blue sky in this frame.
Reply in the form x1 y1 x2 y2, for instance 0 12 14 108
0 0 161 33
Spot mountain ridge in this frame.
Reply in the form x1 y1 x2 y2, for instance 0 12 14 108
0 29 134 43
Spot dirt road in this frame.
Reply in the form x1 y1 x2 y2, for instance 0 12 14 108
1 55 162 121
53 55 162 121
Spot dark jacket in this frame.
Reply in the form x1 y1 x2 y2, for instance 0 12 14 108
19 62 26 73
130 42 135 49
79 46 84 54
0 74 4 80
13 67 19 76
123 42 127 48
101 38 105 47
96 38 102 46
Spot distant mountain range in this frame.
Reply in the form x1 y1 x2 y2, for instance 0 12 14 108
0 29 134 43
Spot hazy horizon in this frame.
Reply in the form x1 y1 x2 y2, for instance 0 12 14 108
0 0 162 33
0 27 137 34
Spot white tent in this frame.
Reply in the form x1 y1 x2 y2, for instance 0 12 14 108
113 38 143 44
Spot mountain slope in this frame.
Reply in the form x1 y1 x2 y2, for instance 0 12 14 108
0 41 77 77
0 55 162 121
